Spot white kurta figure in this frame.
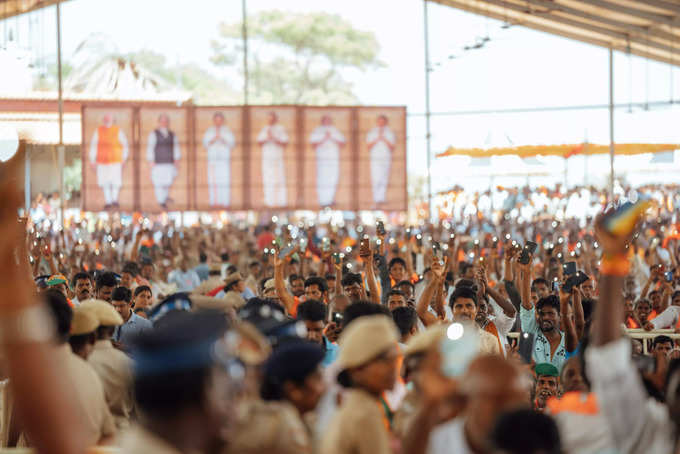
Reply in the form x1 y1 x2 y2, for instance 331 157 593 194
202 114 235 207
88 115 129 208
146 115 181 209
310 117 346 207
257 113 289 207
366 116 396 204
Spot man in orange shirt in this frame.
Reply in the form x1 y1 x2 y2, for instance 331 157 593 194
89 113 129 209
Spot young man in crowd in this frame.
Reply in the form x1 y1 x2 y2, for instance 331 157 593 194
95 271 118 303
520 258 567 371
296 299 338 367
111 286 153 348
533 363 559 412
392 306 418 346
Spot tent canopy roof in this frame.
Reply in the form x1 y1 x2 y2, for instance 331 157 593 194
0 0 72 20
430 0 680 66
437 143 680 158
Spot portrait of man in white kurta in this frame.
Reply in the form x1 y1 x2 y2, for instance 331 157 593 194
366 115 396 205
309 115 346 207
257 112 289 207
202 112 235 207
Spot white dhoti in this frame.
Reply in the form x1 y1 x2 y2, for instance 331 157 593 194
96 163 123 205
208 158 230 206
151 164 177 205
261 144 287 207
370 143 392 204
316 143 340 207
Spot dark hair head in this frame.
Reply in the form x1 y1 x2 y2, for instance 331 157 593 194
449 287 478 308
460 262 473 276
220 253 230 262
122 262 140 277
199 253 207 263
532 277 549 290
304 277 328 293
341 302 391 329
112 286 132 303
536 295 560 312
392 306 417 337
324 273 336 281
296 300 327 322
490 409 561 454
341 273 363 288
96 271 118 290
226 265 238 275
134 285 152 297
396 280 415 291
288 274 304 285
653 335 673 348
388 289 406 299
388 257 406 271
455 279 475 289
43 289 73 343
71 271 92 289
260 340 325 401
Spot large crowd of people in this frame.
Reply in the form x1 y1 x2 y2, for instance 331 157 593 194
1 159 680 454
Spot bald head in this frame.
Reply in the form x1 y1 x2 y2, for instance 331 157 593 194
461 355 531 452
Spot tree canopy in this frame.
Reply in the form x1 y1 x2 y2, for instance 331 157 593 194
211 10 383 104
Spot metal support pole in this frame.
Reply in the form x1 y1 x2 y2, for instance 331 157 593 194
24 147 31 214
423 0 433 220
609 48 615 197
242 0 248 105
56 1 65 227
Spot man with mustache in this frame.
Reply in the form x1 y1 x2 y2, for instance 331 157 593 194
71 272 93 306
533 363 559 411
519 259 567 372
449 287 501 355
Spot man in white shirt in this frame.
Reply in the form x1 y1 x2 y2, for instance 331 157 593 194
586 216 680 454
167 257 201 293
89 113 129 209
202 112 235 207
310 115 346 207
146 114 181 210
257 112 289 207
366 115 396 206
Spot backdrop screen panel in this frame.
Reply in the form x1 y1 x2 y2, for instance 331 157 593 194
81 105 407 212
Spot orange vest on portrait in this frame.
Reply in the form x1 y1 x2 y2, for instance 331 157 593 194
96 125 123 164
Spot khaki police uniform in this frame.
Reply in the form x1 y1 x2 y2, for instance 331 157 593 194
88 340 134 429
225 398 312 454
57 344 116 447
320 315 399 454
320 388 392 454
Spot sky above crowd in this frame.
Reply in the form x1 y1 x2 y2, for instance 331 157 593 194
7 0 680 191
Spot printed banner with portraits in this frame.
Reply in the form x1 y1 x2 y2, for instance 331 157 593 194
81 105 406 212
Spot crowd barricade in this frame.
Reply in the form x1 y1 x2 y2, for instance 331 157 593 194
509 329 680 355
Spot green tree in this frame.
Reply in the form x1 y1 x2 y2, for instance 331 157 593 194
211 10 383 105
